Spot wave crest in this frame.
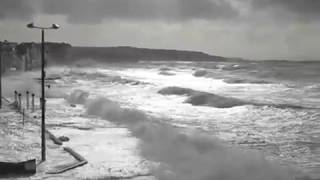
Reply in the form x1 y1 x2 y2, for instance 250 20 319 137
64 90 303 180
86 97 147 124
158 87 316 109
224 78 271 84
66 89 89 104
193 69 207 77
158 87 247 108
184 93 247 108
158 87 195 96
159 71 176 76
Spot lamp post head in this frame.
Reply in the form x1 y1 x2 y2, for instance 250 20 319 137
51 24 60 29
27 23 60 30
27 22 34 28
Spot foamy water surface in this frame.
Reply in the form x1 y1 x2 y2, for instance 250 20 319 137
3 61 320 179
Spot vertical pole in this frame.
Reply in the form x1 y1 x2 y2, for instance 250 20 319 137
22 108 25 125
31 93 35 112
0 46 2 109
14 91 18 103
26 91 29 110
18 93 21 111
41 29 46 161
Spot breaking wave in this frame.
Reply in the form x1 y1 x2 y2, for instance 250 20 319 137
218 63 250 71
158 87 195 96
158 66 176 76
110 76 143 85
69 70 145 85
224 78 271 84
159 71 176 76
184 93 248 108
64 90 304 180
85 97 147 124
158 87 315 109
66 89 89 104
158 86 248 108
193 69 207 77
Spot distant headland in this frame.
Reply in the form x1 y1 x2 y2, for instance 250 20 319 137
0 41 230 73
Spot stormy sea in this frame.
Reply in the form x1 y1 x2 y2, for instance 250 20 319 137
3 60 320 180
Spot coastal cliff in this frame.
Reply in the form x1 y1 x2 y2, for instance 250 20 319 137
70 46 226 62
1 41 227 72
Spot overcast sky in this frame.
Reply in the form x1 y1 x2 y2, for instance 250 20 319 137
0 0 320 60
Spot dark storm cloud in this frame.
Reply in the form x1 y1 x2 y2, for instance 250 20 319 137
252 0 320 20
0 0 34 20
41 0 238 23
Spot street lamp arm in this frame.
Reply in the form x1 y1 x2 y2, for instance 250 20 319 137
27 22 60 30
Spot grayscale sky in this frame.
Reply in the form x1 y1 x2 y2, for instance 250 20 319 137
0 0 319 60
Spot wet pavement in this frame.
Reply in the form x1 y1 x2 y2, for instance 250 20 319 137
0 99 153 180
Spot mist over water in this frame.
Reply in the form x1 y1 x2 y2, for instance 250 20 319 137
3 72 38 97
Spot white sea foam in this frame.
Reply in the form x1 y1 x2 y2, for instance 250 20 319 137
67 90 297 180
66 89 89 104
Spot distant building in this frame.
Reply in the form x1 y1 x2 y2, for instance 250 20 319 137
0 40 18 51
16 42 71 71
0 41 71 73
16 42 41 71
0 40 20 73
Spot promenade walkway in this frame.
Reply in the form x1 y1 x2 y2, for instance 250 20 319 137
0 98 75 179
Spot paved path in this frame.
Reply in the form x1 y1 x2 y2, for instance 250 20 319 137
0 99 38 162
0 97 154 179
0 98 75 179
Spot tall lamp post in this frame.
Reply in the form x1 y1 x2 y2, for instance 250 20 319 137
27 23 60 161
0 41 2 109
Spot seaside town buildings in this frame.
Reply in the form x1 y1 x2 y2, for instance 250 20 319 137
0 40 71 73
